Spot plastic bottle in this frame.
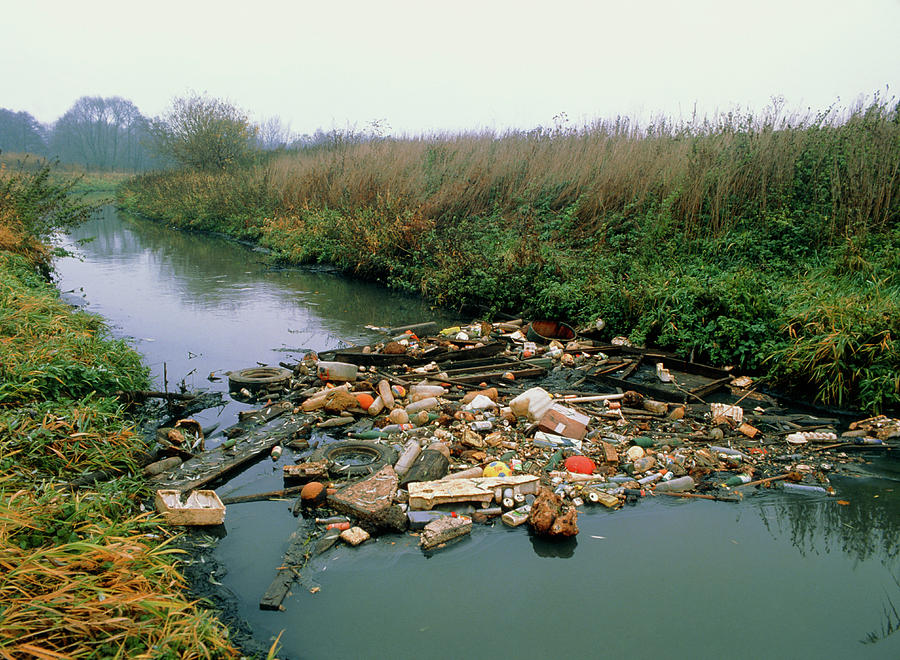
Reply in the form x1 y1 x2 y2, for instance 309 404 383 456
409 384 446 401
710 446 750 461
781 482 830 495
637 472 662 486
316 361 358 382
388 408 410 425
723 474 752 487
444 466 484 480
381 423 414 434
405 397 439 414
377 380 395 409
509 387 553 421
394 440 422 476
632 456 657 473
654 475 695 492
367 395 385 416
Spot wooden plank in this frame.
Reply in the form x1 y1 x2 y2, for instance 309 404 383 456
220 485 307 505
465 367 547 383
152 415 307 492
259 518 315 611
689 375 734 399
601 441 619 464
437 357 549 377
619 355 643 380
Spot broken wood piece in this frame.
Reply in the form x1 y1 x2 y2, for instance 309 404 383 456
239 399 293 422
689 376 733 399
283 460 329 482
259 519 315 611
732 473 794 489
152 416 307 491
554 393 625 404
601 441 619 464
220 485 307 505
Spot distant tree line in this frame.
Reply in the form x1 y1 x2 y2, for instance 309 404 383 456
1 96 161 171
2 93 391 172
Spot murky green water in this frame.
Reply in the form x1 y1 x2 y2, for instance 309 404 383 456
57 207 900 659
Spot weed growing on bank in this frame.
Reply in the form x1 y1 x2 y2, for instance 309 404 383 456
1 162 238 658
119 98 900 411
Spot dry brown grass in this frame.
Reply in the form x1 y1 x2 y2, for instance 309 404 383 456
266 100 898 240
0 485 236 659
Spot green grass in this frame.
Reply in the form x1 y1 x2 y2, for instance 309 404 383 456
1 161 239 659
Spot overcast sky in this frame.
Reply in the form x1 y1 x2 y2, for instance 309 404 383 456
3 0 899 136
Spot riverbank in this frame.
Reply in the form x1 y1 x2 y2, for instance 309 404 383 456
0 164 238 658
118 100 900 414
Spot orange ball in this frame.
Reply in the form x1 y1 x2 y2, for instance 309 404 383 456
300 481 327 507
356 393 375 410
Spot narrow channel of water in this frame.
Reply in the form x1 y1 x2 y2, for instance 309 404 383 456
56 207 900 659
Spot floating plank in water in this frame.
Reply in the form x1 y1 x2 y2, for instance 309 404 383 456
151 412 307 492
259 518 316 611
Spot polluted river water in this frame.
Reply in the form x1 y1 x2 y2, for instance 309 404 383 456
55 207 900 659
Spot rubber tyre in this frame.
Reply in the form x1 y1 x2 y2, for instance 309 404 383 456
310 440 399 479
228 367 292 392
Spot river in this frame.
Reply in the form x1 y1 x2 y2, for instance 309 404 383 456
55 206 900 659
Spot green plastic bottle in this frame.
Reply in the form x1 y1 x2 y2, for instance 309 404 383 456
723 474 752 487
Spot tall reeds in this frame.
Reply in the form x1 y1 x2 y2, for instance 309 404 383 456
261 97 898 242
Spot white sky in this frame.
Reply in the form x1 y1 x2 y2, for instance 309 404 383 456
3 0 899 136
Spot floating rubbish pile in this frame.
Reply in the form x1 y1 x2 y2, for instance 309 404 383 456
145 318 899 611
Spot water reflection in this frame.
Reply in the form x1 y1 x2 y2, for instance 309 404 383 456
753 474 899 565
56 206 458 395
52 207 900 658
529 533 577 558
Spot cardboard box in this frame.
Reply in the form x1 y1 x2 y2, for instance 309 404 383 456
155 489 225 526
537 404 590 441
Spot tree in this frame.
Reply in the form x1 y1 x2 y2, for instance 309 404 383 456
0 109 47 155
49 96 151 170
150 94 257 171
254 115 295 151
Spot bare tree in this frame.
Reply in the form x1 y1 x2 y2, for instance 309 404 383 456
255 116 295 151
49 96 150 170
0 109 47 155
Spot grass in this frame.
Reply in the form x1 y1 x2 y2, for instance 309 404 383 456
1 161 238 658
118 97 900 411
